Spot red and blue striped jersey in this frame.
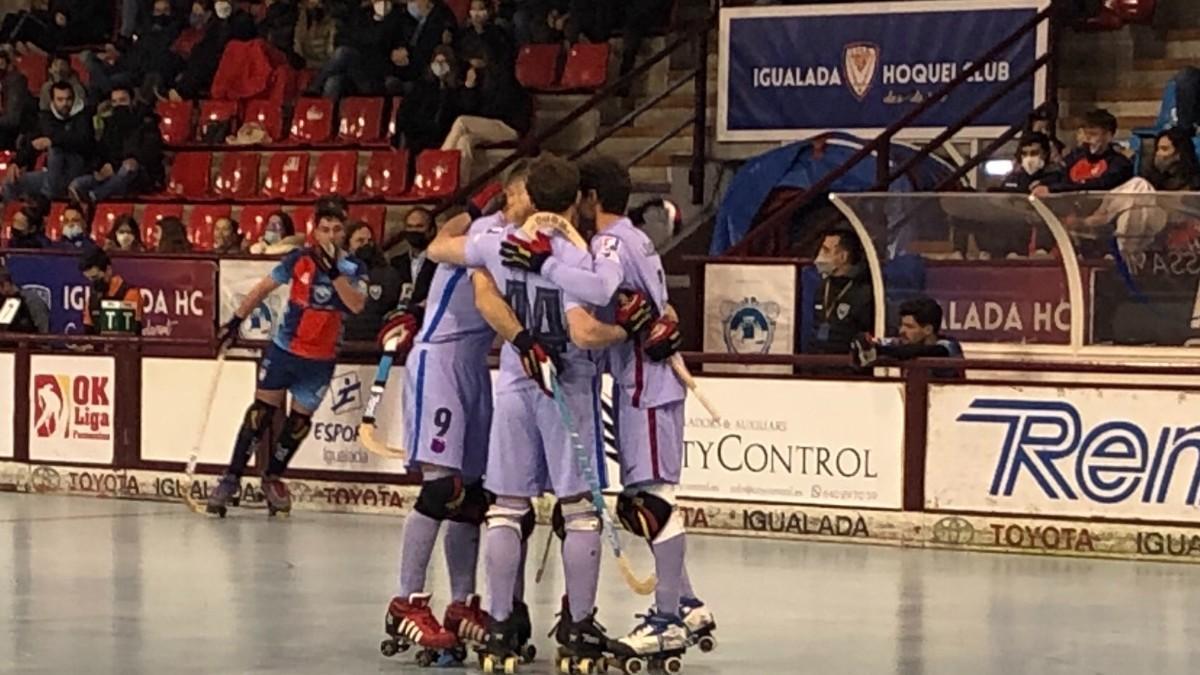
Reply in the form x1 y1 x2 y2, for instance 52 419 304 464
270 248 368 360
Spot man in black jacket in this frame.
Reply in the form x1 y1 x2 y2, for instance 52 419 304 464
0 50 32 151
998 132 1063 194
441 47 529 179
390 206 439 318
1033 109 1133 195
851 296 963 379
4 81 93 202
809 228 874 355
306 0 405 100
401 0 457 70
68 86 165 203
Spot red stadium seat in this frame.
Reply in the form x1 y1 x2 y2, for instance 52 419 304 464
1 202 20 242
92 203 135 244
310 151 357 197
409 149 460 200
261 151 310 201
559 43 609 91
360 150 409 199
187 204 231 251
213 151 261 199
348 204 386 241
387 96 403 138
515 44 561 90
337 97 386 146
198 100 239 141
288 204 316 238
141 204 185 250
45 202 67 241
1116 0 1156 24
0 150 14 177
237 204 276 244
242 99 286 143
15 53 48 94
155 100 195 146
163 152 213 200
288 98 334 144
70 53 89 86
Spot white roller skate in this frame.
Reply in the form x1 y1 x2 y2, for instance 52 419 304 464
614 611 689 674
679 598 716 654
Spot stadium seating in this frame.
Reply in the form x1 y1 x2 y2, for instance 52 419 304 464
141 204 184 250
198 100 239 141
348 204 386 241
336 97 387 146
288 98 334 144
161 151 213 200
212 152 261 199
261 151 310 201
516 44 560 91
243 99 286 143
289 204 316 237
155 100 195 146
559 43 610 91
309 151 357 197
410 149 461 200
186 204 231 251
45 202 67 241
360 150 409 199
92 203 135 243
15 53 48 93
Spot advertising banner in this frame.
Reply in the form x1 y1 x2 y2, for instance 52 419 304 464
218 259 290 341
4 253 216 338
602 377 905 509
0 353 12 459
290 364 409 474
718 0 1048 141
928 384 1200 521
28 354 116 464
140 358 259 465
703 263 796 374
923 263 1081 344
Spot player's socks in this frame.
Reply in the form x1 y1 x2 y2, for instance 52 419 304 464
652 534 686 616
443 520 480 603
680 562 696 601
561 501 602 623
398 510 442 597
226 400 276 476
512 537 528 603
483 497 528 621
266 410 312 476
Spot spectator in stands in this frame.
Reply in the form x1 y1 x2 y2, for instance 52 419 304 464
212 216 242 254
1027 107 1065 165
1032 109 1133 195
38 55 84 112
0 50 32 151
394 45 460 154
390 206 437 313
6 205 53 249
5 81 94 202
172 1 214 61
259 0 301 65
997 132 1063 194
401 0 458 70
306 0 404 100
121 0 189 39
809 228 873 355
1 1 57 55
294 0 336 68
55 204 98 254
1143 127 1200 191
80 40 137 106
123 1 185 100
456 0 514 68
170 0 255 100
79 248 142 335
155 215 192 253
0 265 50 334
246 210 304 254
68 86 165 204
850 297 963 379
342 220 401 341
1174 66 1200 134
103 214 144 252
51 0 114 49
508 0 564 44
442 47 528 179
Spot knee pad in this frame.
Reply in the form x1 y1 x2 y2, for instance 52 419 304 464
415 473 465 521
278 410 312 451
617 484 682 544
242 400 277 438
519 508 536 542
555 496 601 539
447 480 489 526
486 497 531 534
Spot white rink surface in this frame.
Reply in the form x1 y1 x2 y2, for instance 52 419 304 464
2 494 1199 674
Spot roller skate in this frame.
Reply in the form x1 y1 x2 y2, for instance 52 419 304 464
477 614 524 674
260 474 291 517
679 598 716 654
442 594 487 664
613 611 688 674
551 596 628 674
205 474 240 517
510 600 537 663
381 593 459 667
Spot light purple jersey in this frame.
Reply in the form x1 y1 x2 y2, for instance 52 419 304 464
465 226 600 392
415 214 504 355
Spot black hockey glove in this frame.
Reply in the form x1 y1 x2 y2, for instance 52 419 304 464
513 329 563 397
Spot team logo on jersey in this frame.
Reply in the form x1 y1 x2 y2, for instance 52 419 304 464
329 371 363 415
597 235 621 263
246 301 275 339
721 297 781 354
368 284 382 301
836 302 850 320
843 42 880 101
313 285 333 304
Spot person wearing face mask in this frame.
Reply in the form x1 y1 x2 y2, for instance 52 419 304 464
389 207 439 317
248 211 306 255
1143 126 1200 192
294 0 337 69
342 221 403 341
122 1 185 95
53 205 100 254
172 1 214 60
50 0 114 49
809 228 873 356
169 0 253 100
1034 109 1133 195
455 0 514 68
0 50 32 151
79 248 143 335
442 48 529 180
68 86 166 204
394 45 461 155
998 132 1063 194
38 55 85 112
304 0 403 101
5 81 94 202
400 0 458 70
6 206 53 249
104 214 145 253
212 216 243 255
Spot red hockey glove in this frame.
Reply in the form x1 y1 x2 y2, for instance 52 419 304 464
643 316 682 363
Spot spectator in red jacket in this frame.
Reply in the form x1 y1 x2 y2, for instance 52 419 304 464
1033 109 1133 195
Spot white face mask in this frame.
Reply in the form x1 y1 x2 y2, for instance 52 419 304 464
264 229 282 245
431 61 450 78
117 232 134 248
1021 155 1045 175
214 1 232 19
374 1 390 17
63 224 83 240
814 257 836 277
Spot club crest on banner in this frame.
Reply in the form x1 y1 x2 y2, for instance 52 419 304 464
721 297 781 354
843 42 879 101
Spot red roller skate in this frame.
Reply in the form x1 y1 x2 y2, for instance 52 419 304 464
381 593 460 667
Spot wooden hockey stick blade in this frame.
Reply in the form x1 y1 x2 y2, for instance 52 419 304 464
359 422 408 460
534 528 555 583
617 553 657 595
670 354 720 420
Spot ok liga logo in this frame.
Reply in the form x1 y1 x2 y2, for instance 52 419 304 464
33 374 112 441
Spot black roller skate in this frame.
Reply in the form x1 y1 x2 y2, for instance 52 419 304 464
261 474 291 517
381 593 459 667
510 600 537 664
550 596 629 675
613 611 688 674
205 474 240 517
478 614 524 674
679 598 716 654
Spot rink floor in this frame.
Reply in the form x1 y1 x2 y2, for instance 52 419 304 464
2 494 1199 674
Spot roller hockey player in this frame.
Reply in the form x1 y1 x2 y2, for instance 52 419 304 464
428 155 649 674
207 206 367 517
501 157 717 668
380 163 539 666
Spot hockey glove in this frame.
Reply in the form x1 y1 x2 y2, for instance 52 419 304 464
616 290 653 339
217 315 243 351
500 232 552 274
850 333 879 369
643 316 682 363
377 311 418 354
313 244 342 279
513 329 562 397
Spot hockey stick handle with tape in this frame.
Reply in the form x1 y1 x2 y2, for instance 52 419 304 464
358 339 409 460
182 351 227 513
669 354 720 421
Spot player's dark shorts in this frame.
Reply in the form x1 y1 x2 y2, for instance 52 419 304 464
257 343 336 411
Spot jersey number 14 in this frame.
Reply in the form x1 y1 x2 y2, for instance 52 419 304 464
505 280 567 354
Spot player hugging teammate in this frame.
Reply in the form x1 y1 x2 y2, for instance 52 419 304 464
382 153 715 673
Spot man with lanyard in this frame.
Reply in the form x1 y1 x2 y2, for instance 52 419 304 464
810 228 873 354
79 249 142 335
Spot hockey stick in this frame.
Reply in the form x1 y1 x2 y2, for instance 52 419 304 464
358 337 408 461
534 521 556 584
669 355 720 421
549 375 656 595
182 352 227 514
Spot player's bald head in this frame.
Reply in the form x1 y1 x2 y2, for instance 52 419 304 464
526 155 580 214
